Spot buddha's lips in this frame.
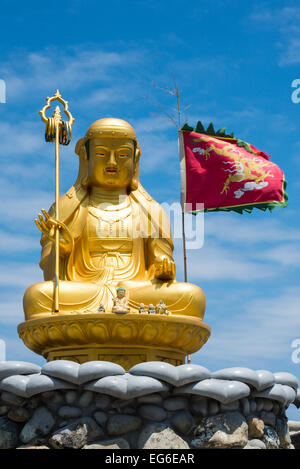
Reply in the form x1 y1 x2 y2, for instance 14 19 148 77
105 168 117 174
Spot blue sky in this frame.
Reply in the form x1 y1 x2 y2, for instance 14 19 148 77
1 0 300 418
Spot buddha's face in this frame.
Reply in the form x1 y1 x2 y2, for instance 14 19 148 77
88 137 135 190
117 289 125 299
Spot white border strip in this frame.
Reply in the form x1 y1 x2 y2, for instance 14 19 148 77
178 131 186 210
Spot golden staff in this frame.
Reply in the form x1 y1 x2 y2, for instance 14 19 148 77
37 90 75 313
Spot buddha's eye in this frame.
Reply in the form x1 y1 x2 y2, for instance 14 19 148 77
118 150 131 158
95 152 106 157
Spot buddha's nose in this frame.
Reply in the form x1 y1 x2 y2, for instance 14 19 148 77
108 150 117 166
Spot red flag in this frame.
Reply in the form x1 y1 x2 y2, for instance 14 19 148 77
179 128 288 214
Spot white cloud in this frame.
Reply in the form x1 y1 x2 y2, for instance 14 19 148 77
1 47 144 100
139 133 178 174
263 244 300 266
0 121 43 156
0 262 41 288
204 212 300 244
1 336 45 365
250 5 300 66
0 231 37 253
181 241 277 282
0 177 53 224
0 301 24 325
192 286 300 375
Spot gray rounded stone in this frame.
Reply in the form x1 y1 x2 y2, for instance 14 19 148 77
50 416 103 449
58 406 82 419
208 400 219 416
175 364 211 386
282 385 296 405
253 384 288 405
0 417 19 449
1 374 75 398
0 361 41 380
122 406 135 415
273 402 280 415
263 425 280 449
171 410 195 435
138 404 167 422
241 398 250 416
78 361 125 385
137 393 163 405
129 362 178 386
261 411 276 427
244 439 266 449
190 396 208 416
83 438 130 449
93 411 108 427
41 391 64 406
175 379 250 404
274 372 299 390
7 407 30 423
65 391 78 405
0 405 10 416
79 391 93 408
49 421 88 449
26 374 76 397
220 401 240 413
85 373 168 399
138 423 189 449
255 370 275 391
255 398 265 412
262 399 273 412
20 406 55 443
107 414 142 436
26 397 41 410
1 391 24 405
249 400 257 413
41 360 80 384
95 394 112 409
78 417 104 442
212 367 260 389
277 417 292 448
163 397 188 411
191 411 248 449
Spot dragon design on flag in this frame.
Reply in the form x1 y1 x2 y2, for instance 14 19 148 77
192 136 274 198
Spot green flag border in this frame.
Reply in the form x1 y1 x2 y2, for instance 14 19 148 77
187 178 288 215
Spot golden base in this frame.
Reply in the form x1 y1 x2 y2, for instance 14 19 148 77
18 313 211 370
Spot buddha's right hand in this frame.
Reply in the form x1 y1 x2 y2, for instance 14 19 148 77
35 209 74 254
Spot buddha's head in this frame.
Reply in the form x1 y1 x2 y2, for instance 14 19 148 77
116 287 126 299
75 118 141 191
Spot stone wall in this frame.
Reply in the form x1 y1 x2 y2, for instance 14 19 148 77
0 360 298 449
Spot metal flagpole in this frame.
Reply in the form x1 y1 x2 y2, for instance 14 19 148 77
148 80 192 364
175 87 191 365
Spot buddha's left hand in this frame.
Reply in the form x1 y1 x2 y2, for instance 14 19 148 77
155 257 176 280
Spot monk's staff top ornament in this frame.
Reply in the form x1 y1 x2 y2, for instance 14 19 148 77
36 90 75 312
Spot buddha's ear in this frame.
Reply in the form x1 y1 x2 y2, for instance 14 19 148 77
74 138 89 187
75 137 88 160
130 146 141 192
135 146 141 162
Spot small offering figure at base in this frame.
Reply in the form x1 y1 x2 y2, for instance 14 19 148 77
155 300 170 315
112 287 130 314
138 303 147 314
98 303 105 313
148 304 156 314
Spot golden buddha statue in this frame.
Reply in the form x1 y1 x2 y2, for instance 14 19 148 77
19 118 210 367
